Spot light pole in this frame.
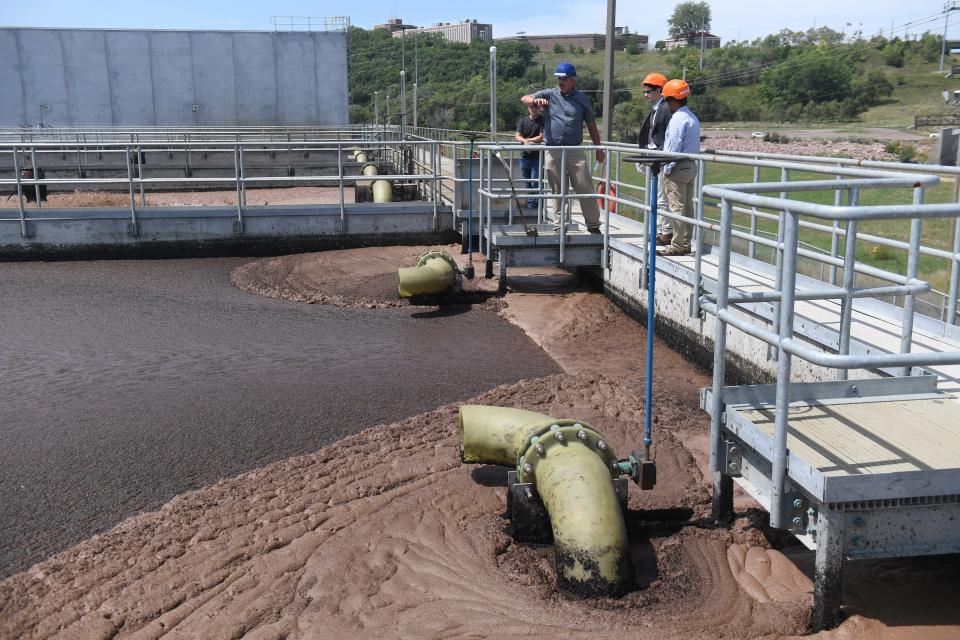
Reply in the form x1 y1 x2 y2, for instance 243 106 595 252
941 1 960 73
601 0 616 142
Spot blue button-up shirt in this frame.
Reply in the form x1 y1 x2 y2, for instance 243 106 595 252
662 106 700 175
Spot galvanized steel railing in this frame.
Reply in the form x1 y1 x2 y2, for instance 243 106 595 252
693 163 960 531
0 135 446 235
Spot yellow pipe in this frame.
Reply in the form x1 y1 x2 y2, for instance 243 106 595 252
458 405 631 596
372 179 393 203
459 405 556 465
398 250 459 298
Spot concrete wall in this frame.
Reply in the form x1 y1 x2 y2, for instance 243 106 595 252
0 28 348 127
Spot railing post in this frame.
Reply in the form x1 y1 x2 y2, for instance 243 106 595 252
641 165 651 288
337 142 345 233
948 178 960 325
12 146 29 238
837 188 860 382
691 158 707 317
76 134 84 178
829 168 843 285
137 145 146 207
709 197 735 522
559 148 567 265
602 150 612 270
485 145 495 278
432 141 439 230
29 147 42 209
748 164 759 259
507 151 515 225
233 144 244 234
898 187 925 376
125 147 139 236
770 208 800 530
768 167 790 361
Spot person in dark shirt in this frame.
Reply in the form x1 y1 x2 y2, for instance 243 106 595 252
515 104 544 209
638 72 674 245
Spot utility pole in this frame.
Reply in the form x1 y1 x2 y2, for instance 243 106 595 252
489 46 497 141
374 91 379 126
414 35 419 130
601 0 616 142
699 17 706 71
941 1 960 73
400 70 407 139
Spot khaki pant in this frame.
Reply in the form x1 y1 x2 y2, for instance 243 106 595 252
544 149 601 228
656 176 672 236
662 160 696 250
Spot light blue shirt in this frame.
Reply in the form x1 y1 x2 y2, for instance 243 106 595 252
662 106 700 175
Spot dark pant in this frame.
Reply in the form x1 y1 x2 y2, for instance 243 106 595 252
519 154 540 209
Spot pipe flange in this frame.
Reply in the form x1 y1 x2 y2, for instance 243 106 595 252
516 420 619 483
415 250 460 272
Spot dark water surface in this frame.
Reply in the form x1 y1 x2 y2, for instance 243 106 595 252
0 258 560 577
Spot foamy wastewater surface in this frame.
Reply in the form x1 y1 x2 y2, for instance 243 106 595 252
0 372 813 640
6 247 953 639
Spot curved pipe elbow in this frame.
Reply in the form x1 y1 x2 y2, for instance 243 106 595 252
458 405 632 596
398 250 460 298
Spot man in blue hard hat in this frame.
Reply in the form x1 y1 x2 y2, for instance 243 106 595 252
521 62 605 234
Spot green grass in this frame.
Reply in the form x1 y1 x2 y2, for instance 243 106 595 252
607 158 958 293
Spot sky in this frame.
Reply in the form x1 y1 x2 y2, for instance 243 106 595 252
1 1 954 44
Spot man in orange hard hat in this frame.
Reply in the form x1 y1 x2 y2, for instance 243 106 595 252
638 72 674 246
657 78 700 257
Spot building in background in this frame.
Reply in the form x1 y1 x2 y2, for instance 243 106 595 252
373 18 417 33
496 30 643 53
664 31 721 51
388 19 493 44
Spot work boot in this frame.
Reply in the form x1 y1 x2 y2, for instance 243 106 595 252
656 245 691 256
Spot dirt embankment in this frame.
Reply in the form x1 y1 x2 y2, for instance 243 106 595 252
2 247 956 639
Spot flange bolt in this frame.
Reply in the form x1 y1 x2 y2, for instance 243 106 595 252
535 443 546 456
577 430 589 441
555 431 565 442
597 440 608 451
522 463 533 474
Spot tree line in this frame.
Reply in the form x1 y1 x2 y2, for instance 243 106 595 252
348 26 630 132
348 25 944 135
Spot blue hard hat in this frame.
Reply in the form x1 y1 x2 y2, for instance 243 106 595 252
554 62 576 77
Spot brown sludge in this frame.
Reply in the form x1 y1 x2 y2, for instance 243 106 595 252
2 247 956 639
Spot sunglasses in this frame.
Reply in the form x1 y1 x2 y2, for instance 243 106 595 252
643 88 659 94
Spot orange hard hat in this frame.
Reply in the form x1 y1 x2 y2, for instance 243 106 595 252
642 72 667 88
662 79 691 100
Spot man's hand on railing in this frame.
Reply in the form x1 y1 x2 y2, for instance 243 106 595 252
595 148 606 164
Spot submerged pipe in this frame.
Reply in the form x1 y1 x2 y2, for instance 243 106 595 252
459 405 631 596
398 250 460 298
